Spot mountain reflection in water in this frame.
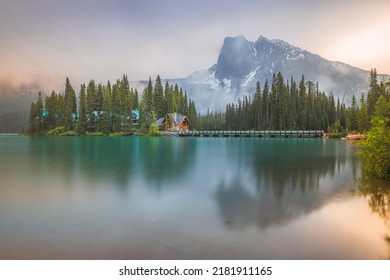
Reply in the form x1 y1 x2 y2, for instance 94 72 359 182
215 139 356 230
0 136 388 259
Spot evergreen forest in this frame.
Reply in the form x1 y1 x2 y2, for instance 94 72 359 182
28 69 389 137
197 69 389 134
28 75 197 136
25 69 390 179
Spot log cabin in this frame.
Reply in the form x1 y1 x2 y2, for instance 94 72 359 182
156 113 191 131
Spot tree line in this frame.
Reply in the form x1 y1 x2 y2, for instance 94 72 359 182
29 75 197 135
138 75 197 134
198 69 390 133
28 69 389 135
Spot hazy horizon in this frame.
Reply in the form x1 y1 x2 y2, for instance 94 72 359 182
1 0 390 95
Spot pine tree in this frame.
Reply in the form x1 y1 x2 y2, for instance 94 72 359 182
188 100 197 129
306 81 316 129
45 91 57 130
288 78 298 129
100 82 112 134
163 81 170 114
95 84 104 131
179 88 186 115
36 91 44 133
119 75 131 132
261 79 269 129
358 93 370 133
77 84 87 134
166 84 176 113
153 75 164 118
298 75 306 129
140 77 155 130
173 84 180 113
276 72 288 130
111 82 121 132
367 68 379 117
86 80 96 131
64 77 76 131
269 74 278 129
328 93 336 128
56 93 65 126
133 89 139 109
340 103 347 129
183 92 189 116
348 94 359 131
145 77 154 113
253 81 262 130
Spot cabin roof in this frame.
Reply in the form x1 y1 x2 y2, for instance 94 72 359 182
155 113 190 128
167 113 187 125
156 117 165 126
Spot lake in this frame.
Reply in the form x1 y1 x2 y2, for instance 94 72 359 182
0 135 389 259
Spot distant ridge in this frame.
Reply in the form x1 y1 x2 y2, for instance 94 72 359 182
168 35 389 112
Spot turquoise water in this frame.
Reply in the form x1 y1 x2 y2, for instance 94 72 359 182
0 135 389 259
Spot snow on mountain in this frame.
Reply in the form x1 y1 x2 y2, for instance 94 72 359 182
172 35 388 113
242 66 260 87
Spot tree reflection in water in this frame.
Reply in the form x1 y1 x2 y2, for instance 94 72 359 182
358 173 390 256
215 139 355 230
27 136 196 192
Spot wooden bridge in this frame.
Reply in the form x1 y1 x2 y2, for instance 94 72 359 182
178 130 324 138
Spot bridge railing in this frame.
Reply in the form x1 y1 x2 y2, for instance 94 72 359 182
178 130 323 138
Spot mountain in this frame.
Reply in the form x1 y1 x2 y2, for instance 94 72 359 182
2 34 389 130
174 35 389 112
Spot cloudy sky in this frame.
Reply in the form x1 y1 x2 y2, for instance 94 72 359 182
0 0 389 93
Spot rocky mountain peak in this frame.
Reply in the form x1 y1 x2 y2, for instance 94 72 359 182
170 34 389 112
215 35 256 81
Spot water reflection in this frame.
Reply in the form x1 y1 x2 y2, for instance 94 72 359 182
215 139 357 230
359 175 390 222
358 173 390 256
249 139 351 193
2 136 389 259
28 137 137 188
27 136 196 190
215 178 259 230
138 137 196 190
